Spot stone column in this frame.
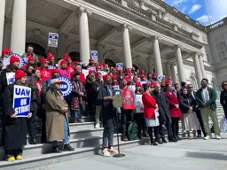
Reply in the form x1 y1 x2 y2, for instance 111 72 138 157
147 55 153 73
58 33 66 59
152 36 163 75
97 43 105 63
166 62 172 78
10 0 27 54
175 45 186 82
171 63 176 83
0 0 6 53
79 7 91 63
199 55 206 78
192 52 202 85
122 24 132 68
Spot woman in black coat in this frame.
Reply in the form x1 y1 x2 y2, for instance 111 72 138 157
220 81 227 118
97 74 118 157
3 70 34 161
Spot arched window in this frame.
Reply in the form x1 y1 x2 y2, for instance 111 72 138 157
69 51 80 61
25 42 45 56
105 59 115 67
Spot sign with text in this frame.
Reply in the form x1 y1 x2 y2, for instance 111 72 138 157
48 32 59 48
91 50 98 63
9 53 25 69
58 76 72 97
157 75 165 83
6 72 15 85
13 85 31 117
113 85 120 91
116 63 123 70
135 94 144 113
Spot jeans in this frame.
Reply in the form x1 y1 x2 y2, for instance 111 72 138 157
102 127 114 148
71 109 81 122
95 105 101 124
52 117 69 145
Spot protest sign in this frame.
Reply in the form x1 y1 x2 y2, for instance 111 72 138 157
48 32 59 48
57 76 72 97
91 50 98 63
13 85 31 117
116 63 123 70
82 69 89 77
100 71 107 76
87 67 96 71
157 75 165 83
6 72 15 85
135 94 144 113
48 65 57 70
113 85 120 91
9 53 25 69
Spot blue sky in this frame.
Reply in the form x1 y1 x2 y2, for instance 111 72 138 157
165 0 227 25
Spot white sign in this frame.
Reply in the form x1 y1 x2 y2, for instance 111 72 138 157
129 85 135 92
48 32 59 48
91 50 98 63
13 85 31 117
82 69 89 77
2 57 10 70
6 72 15 85
113 85 120 91
157 75 165 83
100 71 107 76
135 95 144 113
116 63 123 70
87 67 96 71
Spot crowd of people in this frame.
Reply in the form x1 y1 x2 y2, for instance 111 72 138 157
0 45 225 161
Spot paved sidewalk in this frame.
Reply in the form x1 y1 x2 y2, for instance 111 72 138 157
26 135 227 170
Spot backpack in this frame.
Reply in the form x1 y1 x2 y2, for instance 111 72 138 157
127 122 138 141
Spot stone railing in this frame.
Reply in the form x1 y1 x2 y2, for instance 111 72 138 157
106 0 122 5
208 20 225 30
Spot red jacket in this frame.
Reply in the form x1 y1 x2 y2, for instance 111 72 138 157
165 91 182 118
142 92 157 119
80 72 86 84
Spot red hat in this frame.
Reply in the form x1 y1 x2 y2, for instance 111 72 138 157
89 70 95 75
118 69 123 74
40 58 48 64
60 59 67 66
63 53 70 59
28 55 34 62
140 74 146 79
65 55 72 61
112 75 117 80
165 79 171 86
122 77 128 82
152 72 157 78
47 53 54 60
74 61 80 65
10 56 20 64
136 82 142 87
89 58 94 62
2 48 11 56
51 69 60 75
15 70 26 80
140 70 145 74
22 64 27 70
96 65 101 69
148 81 157 88
126 68 131 73
95 72 102 77
103 74 110 81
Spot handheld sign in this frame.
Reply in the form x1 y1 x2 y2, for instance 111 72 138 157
48 32 59 48
113 85 120 91
57 76 72 97
6 72 15 85
87 67 96 71
9 53 25 69
135 95 144 113
157 75 165 83
13 85 31 117
91 50 98 63
116 63 123 70
48 65 57 70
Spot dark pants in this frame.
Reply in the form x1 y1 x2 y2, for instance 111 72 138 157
71 108 82 122
171 117 179 138
196 108 207 137
27 103 37 139
159 120 173 140
224 107 227 119
102 127 114 148
121 109 133 134
134 114 147 136
6 149 22 157
148 127 159 143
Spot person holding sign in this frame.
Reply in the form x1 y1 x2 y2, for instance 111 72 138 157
1 48 12 70
3 70 33 161
45 79 74 153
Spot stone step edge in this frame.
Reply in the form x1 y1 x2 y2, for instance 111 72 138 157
0 138 149 169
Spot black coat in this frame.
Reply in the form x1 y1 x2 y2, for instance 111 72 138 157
0 66 16 95
3 84 34 150
179 94 196 113
85 75 97 101
152 90 171 122
220 90 227 108
93 80 104 105
97 85 116 128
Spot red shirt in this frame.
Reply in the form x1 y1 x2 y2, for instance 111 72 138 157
36 80 42 96
38 68 52 82
142 92 157 119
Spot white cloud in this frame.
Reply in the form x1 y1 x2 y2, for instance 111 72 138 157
181 6 187 13
196 15 209 23
188 4 201 14
208 0 227 23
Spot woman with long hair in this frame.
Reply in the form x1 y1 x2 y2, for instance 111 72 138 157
45 79 74 153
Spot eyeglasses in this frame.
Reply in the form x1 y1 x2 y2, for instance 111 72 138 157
224 84 227 86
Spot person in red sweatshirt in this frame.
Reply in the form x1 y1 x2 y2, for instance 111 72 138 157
75 63 86 84
38 58 52 82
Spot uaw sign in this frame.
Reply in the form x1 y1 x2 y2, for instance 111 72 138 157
9 53 25 69
58 76 72 97
13 85 31 117
48 32 59 48
6 72 15 85
91 50 98 63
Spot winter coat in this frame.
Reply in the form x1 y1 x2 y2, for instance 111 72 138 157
142 92 157 119
71 80 86 109
45 90 69 142
165 91 182 118
179 94 196 113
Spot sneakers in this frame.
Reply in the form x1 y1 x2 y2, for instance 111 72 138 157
215 135 221 140
102 148 111 157
109 147 118 155
6 156 15 162
63 144 75 151
52 146 62 153
15 155 23 160
204 136 211 140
